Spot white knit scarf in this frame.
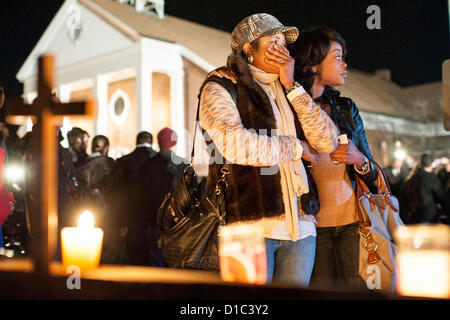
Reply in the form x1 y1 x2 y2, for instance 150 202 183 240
249 64 309 240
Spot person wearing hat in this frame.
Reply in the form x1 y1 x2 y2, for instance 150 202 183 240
136 127 189 266
198 13 338 286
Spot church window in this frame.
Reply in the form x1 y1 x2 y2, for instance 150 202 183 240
109 89 131 124
114 97 125 116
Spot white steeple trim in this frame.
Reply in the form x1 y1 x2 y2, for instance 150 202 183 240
117 0 165 19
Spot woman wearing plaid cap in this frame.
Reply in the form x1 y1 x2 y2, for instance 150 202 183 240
199 14 338 286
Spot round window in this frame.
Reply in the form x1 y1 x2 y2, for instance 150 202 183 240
114 97 125 116
109 89 130 125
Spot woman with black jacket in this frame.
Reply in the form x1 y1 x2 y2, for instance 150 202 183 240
287 26 378 291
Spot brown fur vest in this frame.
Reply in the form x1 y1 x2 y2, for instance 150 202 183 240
199 54 318 224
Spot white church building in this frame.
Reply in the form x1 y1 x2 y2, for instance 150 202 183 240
17 0 230 162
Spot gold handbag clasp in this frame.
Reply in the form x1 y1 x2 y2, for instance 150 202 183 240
215 167 230 195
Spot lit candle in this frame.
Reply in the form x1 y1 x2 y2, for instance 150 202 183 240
219 225 267 285
394 224 449 298
61 210 103 270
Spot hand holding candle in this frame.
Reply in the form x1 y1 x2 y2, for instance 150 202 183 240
61 210 104 270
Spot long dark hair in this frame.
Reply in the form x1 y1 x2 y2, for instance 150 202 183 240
288 26 346 95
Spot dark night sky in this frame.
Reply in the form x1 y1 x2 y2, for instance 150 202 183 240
0 0 449 98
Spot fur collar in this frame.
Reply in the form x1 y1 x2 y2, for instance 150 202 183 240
227 53 276 119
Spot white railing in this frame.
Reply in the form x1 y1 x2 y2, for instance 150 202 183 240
116 0 165 19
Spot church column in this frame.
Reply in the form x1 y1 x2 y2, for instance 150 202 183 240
57 84 72 147
136 65 152 133
16 80 37 136
20 92 37 134
170 68 186 158
57 84 71 103
25 92 37 104
94 74 108 135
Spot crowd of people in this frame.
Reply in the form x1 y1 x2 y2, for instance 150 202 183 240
0 13 448 292
383 155 449 225
0 121 189 265
53 126 189 266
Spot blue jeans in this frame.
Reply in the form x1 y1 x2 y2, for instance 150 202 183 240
309 222 366 291
265 236 316 287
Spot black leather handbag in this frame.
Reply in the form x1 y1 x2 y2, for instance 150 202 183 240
156 101 229 271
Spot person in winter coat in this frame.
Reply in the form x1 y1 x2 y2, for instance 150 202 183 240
400 154 446 224
76 135 127 264
117 131 157 265
137 127 189 266
67 127 89 169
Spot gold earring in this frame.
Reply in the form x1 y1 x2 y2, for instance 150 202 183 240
312 67 317 73
247 55 254 63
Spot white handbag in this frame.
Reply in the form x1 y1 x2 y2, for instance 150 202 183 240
355 161 404 291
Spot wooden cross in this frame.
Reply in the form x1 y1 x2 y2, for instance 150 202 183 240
6 55 94 276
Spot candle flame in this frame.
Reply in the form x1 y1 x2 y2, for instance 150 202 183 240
78 210 95 228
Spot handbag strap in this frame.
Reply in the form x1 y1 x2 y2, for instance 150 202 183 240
191 98 201 164
355 159 398 225
193 80 231 184
369 160 398 212
355 172 372 225
355 162 384 265
372 161 393 195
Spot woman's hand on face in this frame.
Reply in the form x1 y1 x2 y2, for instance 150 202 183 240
207 66 237 83
300 140 318 165
264 45 295 89
330 139 365 166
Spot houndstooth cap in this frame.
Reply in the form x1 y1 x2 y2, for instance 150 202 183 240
230 13 299 53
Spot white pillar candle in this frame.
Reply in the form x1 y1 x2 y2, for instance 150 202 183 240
394 224 449 298
61 211 103 270
397 251 449 298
